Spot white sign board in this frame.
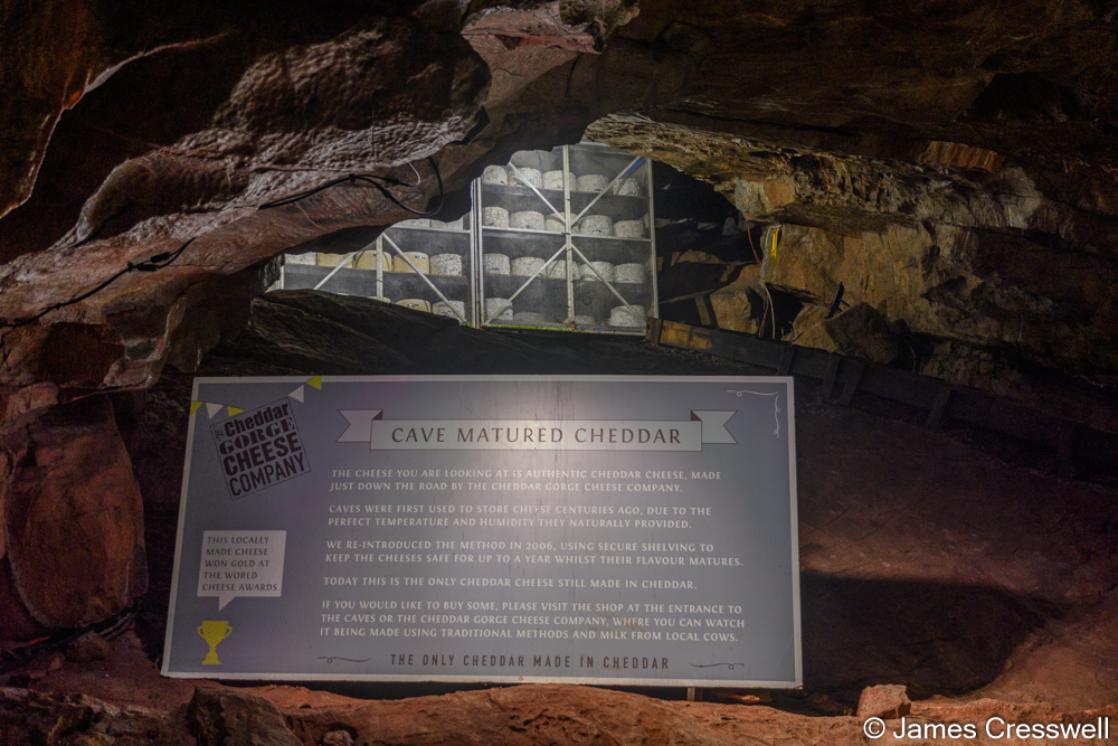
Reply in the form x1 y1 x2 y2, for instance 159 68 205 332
163 376 800 687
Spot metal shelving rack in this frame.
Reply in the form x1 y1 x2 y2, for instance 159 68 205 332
280 215 475 326
276 142 657 335
476 143 657 335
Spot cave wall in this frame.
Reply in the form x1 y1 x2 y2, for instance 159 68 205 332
3 0 1115 412
0 0 645 640
587 113 1118 423
3 293 1117 741
0 0 1116 640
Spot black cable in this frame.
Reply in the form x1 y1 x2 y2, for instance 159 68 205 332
258 156 444 217
0 157 445 330
825 281 845 319
0 605 134 674
0 237 198 329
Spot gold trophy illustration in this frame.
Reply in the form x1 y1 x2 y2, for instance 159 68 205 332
197 620 232 665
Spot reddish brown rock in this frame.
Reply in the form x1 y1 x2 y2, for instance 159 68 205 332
0 686 177 744
856 684 912 720
0 451 9 562
65 631 110 663
0 383 58 437
3 681 1116 746
4 397 146 631
282 684 861 745
24 652 64 682
0 558 41 641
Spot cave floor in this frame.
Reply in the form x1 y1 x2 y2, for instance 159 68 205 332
7 291 1116 744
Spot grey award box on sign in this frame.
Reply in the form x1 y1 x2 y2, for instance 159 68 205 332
163 376 801 687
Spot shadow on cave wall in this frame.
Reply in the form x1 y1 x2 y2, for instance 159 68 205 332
800 572 1061 702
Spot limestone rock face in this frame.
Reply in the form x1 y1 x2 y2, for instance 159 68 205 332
762 223 1118 377
587 55 1118 404
791 303 903 366
2 397 146 632
708 265 763 334
0 6 498 424
1 0 1115 414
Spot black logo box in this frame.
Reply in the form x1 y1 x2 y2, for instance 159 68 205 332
210 399 310 499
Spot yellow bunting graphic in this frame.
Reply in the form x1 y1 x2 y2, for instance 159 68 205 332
191 401 245 419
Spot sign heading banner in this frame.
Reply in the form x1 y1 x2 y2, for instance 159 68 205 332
336 410 737 451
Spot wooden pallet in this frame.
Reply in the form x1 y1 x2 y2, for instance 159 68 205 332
647 319 1117 479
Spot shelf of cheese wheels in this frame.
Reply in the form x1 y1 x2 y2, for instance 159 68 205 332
476 143 656 334
277 142 657 334
281 214 475 325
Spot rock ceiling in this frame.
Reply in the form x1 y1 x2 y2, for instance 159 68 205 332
0 0 1115 421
